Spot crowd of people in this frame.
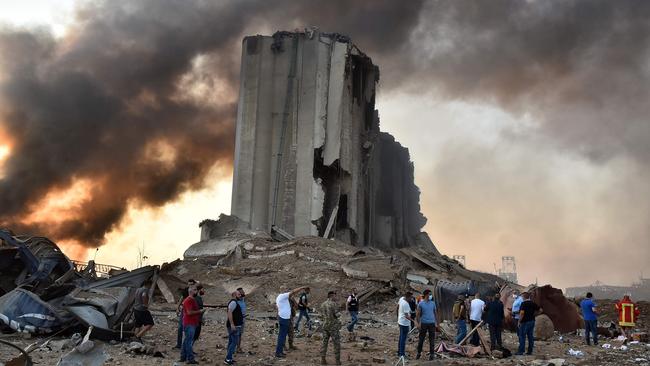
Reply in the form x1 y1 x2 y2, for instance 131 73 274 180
129 278 643 365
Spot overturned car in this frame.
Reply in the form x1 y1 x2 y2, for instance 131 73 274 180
0 229 157 340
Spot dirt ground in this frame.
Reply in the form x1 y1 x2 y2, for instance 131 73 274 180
3 300 649 366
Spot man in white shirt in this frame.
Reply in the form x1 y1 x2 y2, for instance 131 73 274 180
469 293 486 346
275 286 308 358
397 291 413 357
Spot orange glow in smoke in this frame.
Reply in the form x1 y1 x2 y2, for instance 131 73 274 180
21 178 95 225
0 126 13 176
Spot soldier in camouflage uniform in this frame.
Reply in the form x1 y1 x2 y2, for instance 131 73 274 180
320 291 342 365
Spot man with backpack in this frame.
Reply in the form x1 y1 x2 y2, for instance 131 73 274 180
346 288 360 337
294 287 312 332
225 290 244 365
453 295 468 344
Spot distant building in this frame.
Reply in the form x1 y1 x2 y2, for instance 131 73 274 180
565 278 650 300
497 256 518 284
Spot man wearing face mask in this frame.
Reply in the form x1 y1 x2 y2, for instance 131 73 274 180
415 289 439 360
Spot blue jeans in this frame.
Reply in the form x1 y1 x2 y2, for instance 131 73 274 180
226 326 241 361
585 319 598 345
180 325 196 361
295 308 311 330
347 311 359 332
398 324 409 356
517 320 535 355
276 317 290 356
175 310 184 348
455 319 467 344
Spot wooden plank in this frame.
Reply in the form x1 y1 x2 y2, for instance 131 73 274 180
476 327 492 357
323 205 339 239
458 320 483 346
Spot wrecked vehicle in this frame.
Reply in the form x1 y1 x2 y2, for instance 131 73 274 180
0 229 157 340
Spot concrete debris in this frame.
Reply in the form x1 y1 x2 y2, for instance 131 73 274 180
56 343 109 366
534 314 555 340
0 229 159 340
567 348 585 357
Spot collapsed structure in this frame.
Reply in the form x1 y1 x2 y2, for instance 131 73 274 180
0 229 159 340
230 30 425 248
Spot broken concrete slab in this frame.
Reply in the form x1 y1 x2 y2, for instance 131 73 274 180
56 343 109 366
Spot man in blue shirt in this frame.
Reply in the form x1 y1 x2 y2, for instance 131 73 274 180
415 289 439 361
580 292 598 346
236 287 247 353
511 290 523 334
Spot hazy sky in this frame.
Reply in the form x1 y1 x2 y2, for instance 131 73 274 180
0 0 648 290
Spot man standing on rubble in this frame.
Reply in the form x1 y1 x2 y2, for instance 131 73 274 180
133 280 154 342
397 291 414 358
516 292 541 355
275 286 308 359
294 287 311 332
485 294 505 350
346 288 359 338
615 293 640 337
225 290 244 365
286 295 299 351
415 289 439 360
193 285 205 343
180 286 206 364
320 290 342 365
175 279 197 349
580 292 599 346
469 293 485 346
453 294 468 344
236 287 247 353
510 290 523 336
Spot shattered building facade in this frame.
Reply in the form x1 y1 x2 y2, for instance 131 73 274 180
231 30 426 248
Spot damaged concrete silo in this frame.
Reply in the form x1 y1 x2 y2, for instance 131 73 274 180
231 30 426 249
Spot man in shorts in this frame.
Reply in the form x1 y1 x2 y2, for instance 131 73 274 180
133 280 154 342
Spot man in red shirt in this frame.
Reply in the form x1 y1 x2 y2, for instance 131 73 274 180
180 286 206 364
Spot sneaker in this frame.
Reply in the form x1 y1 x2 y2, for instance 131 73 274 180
224 360 234 365
178 359 186 363
186 361 199 365
416 353 421 360
275 353 286 358
429 355 435 361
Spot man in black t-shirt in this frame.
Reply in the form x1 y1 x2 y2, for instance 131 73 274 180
225 290 243 365
294 287 312 332
516 292 542 355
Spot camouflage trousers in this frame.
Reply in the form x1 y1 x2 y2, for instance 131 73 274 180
320 327 341 361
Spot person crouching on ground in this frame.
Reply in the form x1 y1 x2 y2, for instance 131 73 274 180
180 286 206 364
225 290 244 365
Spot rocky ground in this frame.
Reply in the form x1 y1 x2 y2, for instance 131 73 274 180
2 299 649 366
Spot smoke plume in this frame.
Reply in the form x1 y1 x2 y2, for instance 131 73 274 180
0 0 648 287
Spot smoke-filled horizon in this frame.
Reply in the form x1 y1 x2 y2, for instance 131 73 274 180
0 0 648 287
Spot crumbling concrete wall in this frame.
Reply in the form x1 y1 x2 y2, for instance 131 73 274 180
231 30 425 248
